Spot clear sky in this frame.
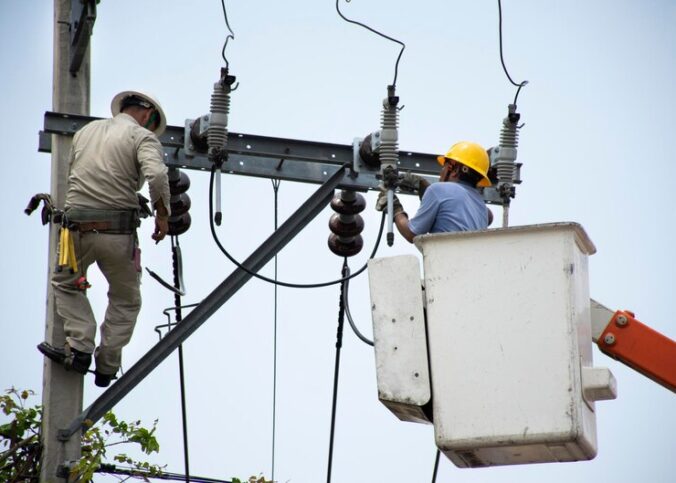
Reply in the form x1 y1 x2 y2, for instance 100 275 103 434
1 1 675 482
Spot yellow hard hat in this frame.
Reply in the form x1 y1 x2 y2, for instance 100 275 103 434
437 141 491 187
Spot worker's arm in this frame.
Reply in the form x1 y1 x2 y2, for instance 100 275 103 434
136 131 171 218
394 212 416 243
152 199 169 243
376 190 418 243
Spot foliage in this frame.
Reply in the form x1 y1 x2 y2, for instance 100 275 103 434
0 388 164 482
0 388 41 482
232 476 273 483
70 411 164 481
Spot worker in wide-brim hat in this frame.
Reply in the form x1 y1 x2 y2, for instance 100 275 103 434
38 90 171 388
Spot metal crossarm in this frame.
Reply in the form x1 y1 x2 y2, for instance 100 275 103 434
39 111 418 186
40 111 511 203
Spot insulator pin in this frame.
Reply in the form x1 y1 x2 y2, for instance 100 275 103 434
330 193 366 215
328 234 364 257
167 168 192 236
208 81 231 163
329 213 365 238
168 213 192 237
328 190 366 257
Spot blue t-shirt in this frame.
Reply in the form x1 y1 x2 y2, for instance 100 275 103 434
408 181 488 235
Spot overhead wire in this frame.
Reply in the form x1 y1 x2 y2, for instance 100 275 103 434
335 0 406 87
342 265 374 346
326 258 350 483
219 0 235 68
208 165 385 288
497 0 528 106
431 449 440 482
270 178 281 483
96 464 230 482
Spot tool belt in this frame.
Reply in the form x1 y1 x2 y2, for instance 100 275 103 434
65 208 140 234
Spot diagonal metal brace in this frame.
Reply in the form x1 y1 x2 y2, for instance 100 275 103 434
57 165 348 441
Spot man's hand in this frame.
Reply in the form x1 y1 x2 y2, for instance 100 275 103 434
152 215 169 243
398 172 430 200
152 199 169 243
375 189 404 216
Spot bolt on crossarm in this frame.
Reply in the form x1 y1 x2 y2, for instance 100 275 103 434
57 166 349 442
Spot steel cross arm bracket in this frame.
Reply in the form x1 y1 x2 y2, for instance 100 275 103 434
57 165 347 441
39 111 506 202
69 0 98 74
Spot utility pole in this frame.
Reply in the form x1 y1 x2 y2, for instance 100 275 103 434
40 1 90 480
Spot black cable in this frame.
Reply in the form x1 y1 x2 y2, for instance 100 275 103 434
497 0 528 106
220 0 235 68
96 464 231 482
270 178 280 483
335 0 405 87
208 165 385 288
326 259 349 483
431 448 440 482
171 236 191 483
342 265 374 346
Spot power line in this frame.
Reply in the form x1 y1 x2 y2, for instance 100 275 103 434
342 265 374 346
208 165 385 289
326 259 350 483
219 0 235 68
270 178 281 483
497 0 528 106
335 0 406 87
431 449 440 482
96 463 231 482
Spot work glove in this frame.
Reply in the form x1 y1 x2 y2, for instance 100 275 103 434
375 189 404 216
398 172 430 200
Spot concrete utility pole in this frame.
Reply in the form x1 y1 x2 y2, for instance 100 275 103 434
40 1 90 480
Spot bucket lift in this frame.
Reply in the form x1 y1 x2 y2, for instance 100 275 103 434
368 223 645 467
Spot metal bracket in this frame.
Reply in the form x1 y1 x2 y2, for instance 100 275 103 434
40 112 512 204
70 0 98 74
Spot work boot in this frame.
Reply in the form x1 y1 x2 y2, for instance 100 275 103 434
93 370 117 388
37 342 91 375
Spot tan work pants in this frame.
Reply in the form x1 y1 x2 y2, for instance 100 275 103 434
52 231 141 375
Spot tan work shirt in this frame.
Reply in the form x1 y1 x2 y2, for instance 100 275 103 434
65 113 171 216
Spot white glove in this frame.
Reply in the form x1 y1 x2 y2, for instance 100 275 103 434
375 189 403 215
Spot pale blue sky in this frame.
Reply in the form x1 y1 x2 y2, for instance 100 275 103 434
1 1 674 482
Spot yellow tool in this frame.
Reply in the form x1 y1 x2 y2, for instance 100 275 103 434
57 227 78 273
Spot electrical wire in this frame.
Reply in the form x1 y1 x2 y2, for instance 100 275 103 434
497 0 528 106
96 464 231 482
170 236 191 483
335 0 406 87
326 259 349 483
270 178 281 483
342 265 374 346
431 449 440 482
208 165 385 288
220 0 235 68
